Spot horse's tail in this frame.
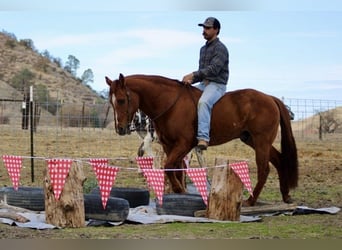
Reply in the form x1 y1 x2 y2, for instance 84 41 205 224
273 97 299 189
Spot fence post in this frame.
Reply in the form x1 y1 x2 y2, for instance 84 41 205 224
29 85 34 182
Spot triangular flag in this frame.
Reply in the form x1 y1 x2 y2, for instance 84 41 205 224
140 168 164 205
186 168 208 205
136 156 154 179
47 159 73 200
229 161 253 196
89 158 109 168
91 164 119 209
2 155 23 190
136 156 154 171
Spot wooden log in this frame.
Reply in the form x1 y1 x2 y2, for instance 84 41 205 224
0 211 30 223
241 202 297 215
206 158 243 221
196 203 297 217
44 161 86 228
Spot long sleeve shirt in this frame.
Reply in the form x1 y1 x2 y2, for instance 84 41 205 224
192 38 229 85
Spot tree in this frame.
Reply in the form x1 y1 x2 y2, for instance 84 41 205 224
35 84 58 115
19 38 35 51
318 110 341 140
64 55 80 77
81 69 94 86
52 57 63 68
10 68 35 91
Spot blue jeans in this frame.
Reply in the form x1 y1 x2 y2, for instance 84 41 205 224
194 81 226 143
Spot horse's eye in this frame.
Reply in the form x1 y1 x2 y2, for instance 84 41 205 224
117 99 125 105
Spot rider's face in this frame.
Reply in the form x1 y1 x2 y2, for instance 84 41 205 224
202 26 218 42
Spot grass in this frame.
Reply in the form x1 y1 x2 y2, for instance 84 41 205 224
3 213 340 239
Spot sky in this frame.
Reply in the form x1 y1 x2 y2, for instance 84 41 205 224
1 0 342 101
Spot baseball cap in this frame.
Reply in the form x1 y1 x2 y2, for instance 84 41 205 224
198 17 221 29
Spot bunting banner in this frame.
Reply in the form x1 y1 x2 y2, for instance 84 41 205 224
2 155 23 190
186 168 208 205
136 156 154 179
229 161 253 196
47 158 73 200
136 156 154 171
140 168 165 205
92 163 120 209
89 158 109 168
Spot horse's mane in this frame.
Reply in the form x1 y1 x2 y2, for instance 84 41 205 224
126 74 184 87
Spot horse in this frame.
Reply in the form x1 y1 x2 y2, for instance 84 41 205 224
131 110 157 157
105 73 298 206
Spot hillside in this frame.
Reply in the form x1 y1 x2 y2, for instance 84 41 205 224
0 31 104 104
291 106 342 135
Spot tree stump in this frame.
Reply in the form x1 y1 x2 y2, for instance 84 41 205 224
44 161 86 228
206 158 243 221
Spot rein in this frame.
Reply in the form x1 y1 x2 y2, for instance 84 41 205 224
149 84 185 122
112 80 193 132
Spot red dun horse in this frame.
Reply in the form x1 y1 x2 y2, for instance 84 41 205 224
106 74 298 206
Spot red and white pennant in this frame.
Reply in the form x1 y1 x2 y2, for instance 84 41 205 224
136 156 153 172
47 158 73 200
141 168 165 205
136 157 165 205
89 158 119 209
229 161 253 196
2 155 23 190
186 168 208 205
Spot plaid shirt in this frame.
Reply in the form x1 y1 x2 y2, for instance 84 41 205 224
193 38 229 85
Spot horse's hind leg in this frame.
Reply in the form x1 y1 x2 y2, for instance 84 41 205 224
241 134 292 205
246 151 270 206
269 146 292 203
241 135 271 206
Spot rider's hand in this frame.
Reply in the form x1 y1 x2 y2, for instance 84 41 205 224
182 73 194 85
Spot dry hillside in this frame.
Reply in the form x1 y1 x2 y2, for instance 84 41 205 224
291 106 342 135
0 31 104 104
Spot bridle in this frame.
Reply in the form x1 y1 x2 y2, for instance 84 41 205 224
109 84 132 134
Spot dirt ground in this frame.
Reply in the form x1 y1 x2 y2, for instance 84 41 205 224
0 128 341 239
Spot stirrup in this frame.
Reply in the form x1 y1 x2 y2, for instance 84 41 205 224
197 140 208 150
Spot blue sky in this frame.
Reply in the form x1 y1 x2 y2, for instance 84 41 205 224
1 0 342 100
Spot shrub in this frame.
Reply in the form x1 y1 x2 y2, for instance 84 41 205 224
0 115 10 124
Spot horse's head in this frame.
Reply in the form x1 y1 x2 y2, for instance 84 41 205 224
105 73 139 135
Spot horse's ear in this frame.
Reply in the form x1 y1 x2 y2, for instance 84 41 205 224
105 76 112 87
118 73 125 87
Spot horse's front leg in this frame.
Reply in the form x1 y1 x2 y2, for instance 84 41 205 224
164 157 186 193
163 146 190 193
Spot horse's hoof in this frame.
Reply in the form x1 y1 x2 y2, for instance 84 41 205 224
283 196 294 204
243 196 257 207
172 186 186 194
242 199 254 207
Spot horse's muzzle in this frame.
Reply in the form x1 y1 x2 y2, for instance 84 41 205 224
117 126 131 135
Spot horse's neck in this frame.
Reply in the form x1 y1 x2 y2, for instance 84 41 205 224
129 78 179 119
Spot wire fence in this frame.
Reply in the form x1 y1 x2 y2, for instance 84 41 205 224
1 88 341 159
1 90 342 188
1 93 342 157
282 97 342 140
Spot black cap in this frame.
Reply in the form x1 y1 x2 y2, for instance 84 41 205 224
198 17 221 29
